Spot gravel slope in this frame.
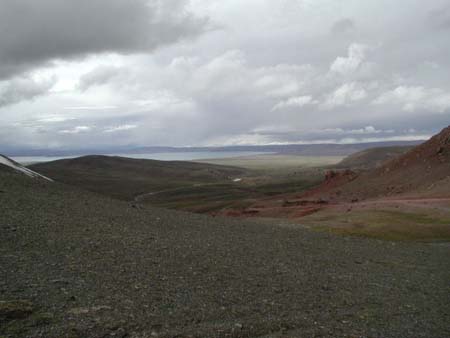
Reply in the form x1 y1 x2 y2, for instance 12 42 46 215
0 172 449 338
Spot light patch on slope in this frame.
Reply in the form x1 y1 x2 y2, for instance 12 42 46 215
0 155 53 181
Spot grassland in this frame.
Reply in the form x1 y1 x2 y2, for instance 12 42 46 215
196 154 343 171
28 153 450 242
300 208 450 241
30 154 336 213
139 155 339 212
30 155 249 201
140 178 321 213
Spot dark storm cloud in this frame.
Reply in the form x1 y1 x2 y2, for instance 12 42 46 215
0 0 208 79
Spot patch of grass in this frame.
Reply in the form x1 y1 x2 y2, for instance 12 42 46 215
255 179 320 195
197 155 343 171
142 178 321 213
303 209 450 241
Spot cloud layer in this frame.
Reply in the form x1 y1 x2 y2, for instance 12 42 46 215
0 0 208 79
0 0 449 150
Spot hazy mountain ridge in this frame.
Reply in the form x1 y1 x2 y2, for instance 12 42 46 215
4 140 423 157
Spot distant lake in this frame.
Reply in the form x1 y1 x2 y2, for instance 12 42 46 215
12 151 269 164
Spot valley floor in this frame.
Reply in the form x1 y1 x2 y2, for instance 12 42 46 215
1 172 449 338
220 195 450 242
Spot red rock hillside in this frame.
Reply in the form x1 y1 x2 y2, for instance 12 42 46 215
311 126 450 201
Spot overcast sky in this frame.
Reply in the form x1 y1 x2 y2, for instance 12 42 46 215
1 0 449 150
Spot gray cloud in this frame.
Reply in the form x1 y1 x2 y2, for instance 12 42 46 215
0 76 56 107
1 0 450 151
331 18 356 34
0 0 208 79
78 66 126 91
428 4 450 30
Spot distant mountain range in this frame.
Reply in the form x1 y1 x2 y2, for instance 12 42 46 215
3 140 424 157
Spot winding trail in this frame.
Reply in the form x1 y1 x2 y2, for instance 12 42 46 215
133 183 224 202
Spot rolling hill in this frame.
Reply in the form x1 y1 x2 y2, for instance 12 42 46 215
336 146 414 170
319 126 450 201
28 155 324 213
29 155 248 200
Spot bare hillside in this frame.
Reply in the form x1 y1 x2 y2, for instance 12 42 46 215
336 146 414 170
316 126 450 201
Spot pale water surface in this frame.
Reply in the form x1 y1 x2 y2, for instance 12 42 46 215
13 151 269 164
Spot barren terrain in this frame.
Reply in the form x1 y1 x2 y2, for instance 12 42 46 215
1 171 449 338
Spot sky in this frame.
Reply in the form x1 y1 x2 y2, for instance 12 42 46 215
0 0 449 151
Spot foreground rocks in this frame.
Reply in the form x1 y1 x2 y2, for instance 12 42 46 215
1 172 449 338
0 300 33 320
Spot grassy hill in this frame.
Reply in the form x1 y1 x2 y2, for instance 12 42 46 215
30 155 248 200
29 155 325 213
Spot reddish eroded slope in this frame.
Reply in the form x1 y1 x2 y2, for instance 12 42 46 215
218 126 450 220
301 169 358 198
313 126 450 201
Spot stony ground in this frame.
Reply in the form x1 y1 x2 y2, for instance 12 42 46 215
1 172 449 338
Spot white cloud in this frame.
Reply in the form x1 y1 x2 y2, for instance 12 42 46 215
322 82 368 109
103 124 138 133
373 86 450 113
63 106 118 110
318 126 393 135
330 43 369 76
36 115 76 123
272 95 316 111
338 134 432 143
351 126 377 134
58 126 93 134
206 133 274 146
158 51 316 101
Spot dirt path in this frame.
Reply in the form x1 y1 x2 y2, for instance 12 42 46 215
133 183 216 202
134 186 192 202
